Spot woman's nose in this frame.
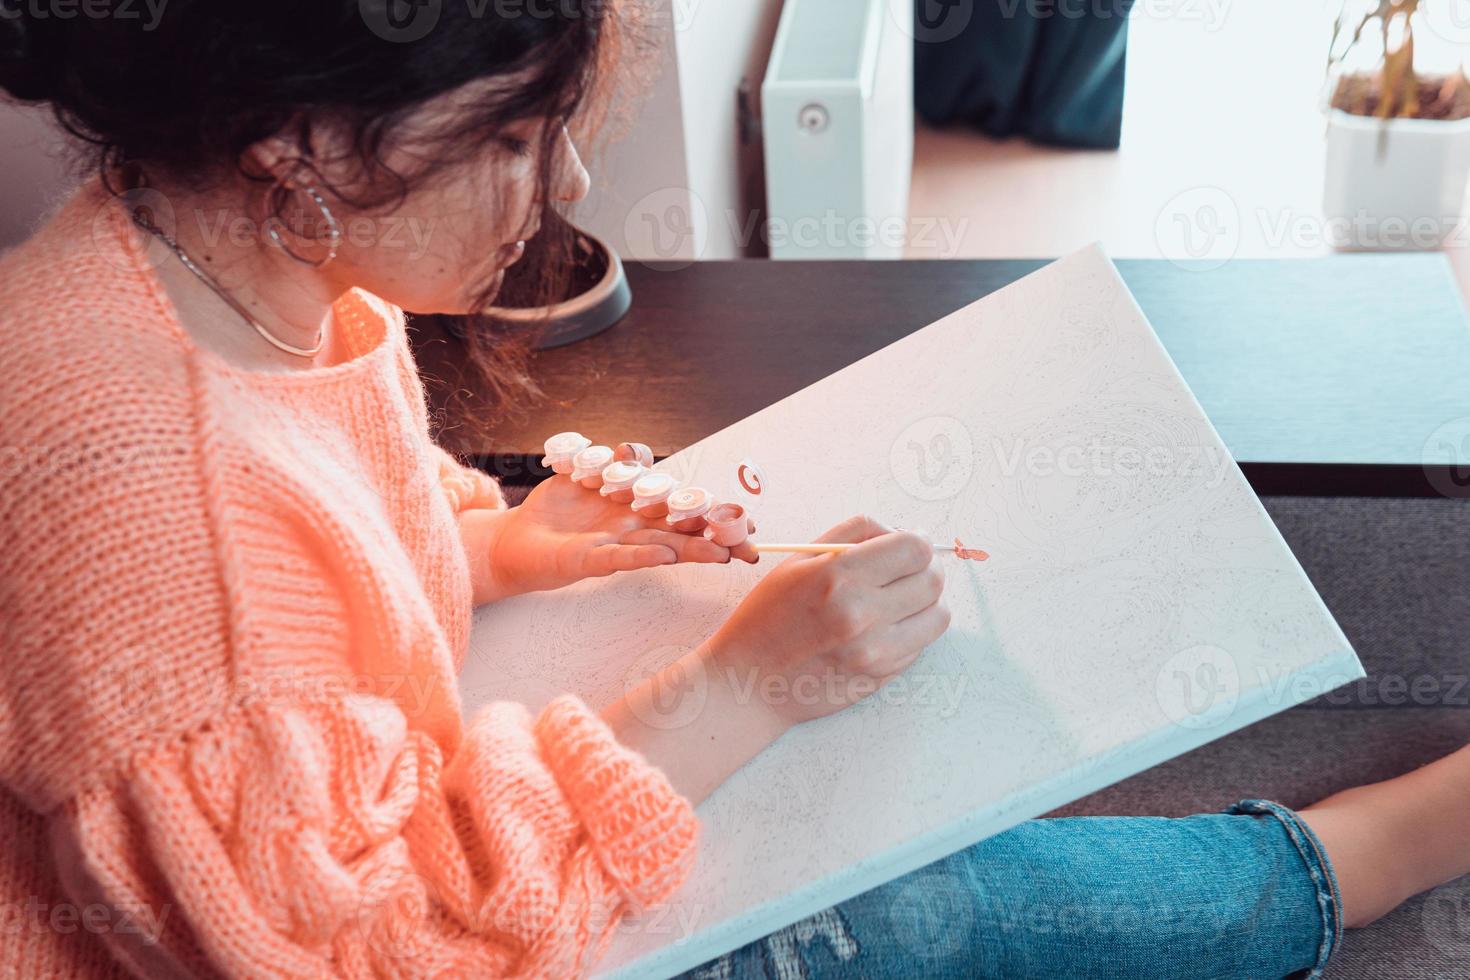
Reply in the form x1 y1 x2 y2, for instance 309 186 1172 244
553 127 591 203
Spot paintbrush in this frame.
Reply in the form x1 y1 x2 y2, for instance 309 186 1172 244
752 538 990 561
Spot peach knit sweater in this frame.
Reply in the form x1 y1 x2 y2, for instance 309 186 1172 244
0 180 698 978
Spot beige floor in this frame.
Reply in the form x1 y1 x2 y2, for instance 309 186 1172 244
906 3 1470 311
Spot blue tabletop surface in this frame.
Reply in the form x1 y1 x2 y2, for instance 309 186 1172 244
1118 256 1470 467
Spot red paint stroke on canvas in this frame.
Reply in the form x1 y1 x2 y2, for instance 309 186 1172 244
953 537 989 562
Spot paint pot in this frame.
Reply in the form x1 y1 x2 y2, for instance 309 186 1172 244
569 445 615 488
542 431 591 475
665 486 713 533
630 472 678 518
615 442 655 467
598 460 647 503
702 502 749 547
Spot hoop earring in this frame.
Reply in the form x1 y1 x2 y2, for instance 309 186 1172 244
267 184 342 268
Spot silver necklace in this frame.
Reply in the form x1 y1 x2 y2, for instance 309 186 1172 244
129 209 325 359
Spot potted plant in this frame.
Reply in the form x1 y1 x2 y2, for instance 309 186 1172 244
1324 0 1470 250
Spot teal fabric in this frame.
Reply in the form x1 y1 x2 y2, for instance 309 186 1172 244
913 0 1136 149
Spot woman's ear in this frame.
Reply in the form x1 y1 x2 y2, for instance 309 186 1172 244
243 129 318 191
242 116 362 193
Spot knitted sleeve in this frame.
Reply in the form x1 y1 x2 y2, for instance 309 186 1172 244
44 688 699 979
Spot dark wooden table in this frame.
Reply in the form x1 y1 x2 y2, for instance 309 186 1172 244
412 256 1470 496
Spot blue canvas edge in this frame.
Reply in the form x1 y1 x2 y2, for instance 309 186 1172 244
604 646 1366 980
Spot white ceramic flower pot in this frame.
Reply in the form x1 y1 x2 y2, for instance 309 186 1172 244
1323 108 1470 250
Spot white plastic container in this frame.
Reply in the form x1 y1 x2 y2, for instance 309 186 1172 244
598 460 648 503
665 487 713 533
1323 108 1470 250
569 445 615 488
541 431 590 474
630 472 678 518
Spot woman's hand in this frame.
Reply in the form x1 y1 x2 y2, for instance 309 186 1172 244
602 514 951 805
462 471 757 604
704 513 951 729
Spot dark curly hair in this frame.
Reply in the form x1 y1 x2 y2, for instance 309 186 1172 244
0 0 645 426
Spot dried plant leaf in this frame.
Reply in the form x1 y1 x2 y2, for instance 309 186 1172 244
1324 0 1470 122
1380 33 1415 117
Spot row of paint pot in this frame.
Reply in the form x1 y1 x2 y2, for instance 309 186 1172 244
541 432 750 547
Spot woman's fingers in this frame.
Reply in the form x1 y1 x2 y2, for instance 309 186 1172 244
871 562 948 624
868 601 953 664
834 529 935 587
574 443 763 567
584 542 677 578
813 513 893 545
620 527 732 564
730 541 757 564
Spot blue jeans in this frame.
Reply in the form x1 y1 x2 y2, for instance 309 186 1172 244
677 800 1342 980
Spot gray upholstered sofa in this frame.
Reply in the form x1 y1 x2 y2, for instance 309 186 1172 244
1055 496 1470 975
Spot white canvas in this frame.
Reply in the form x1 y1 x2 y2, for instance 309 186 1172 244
459 245 1363 979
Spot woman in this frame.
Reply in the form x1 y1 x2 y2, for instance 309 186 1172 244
0 3 1465 978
